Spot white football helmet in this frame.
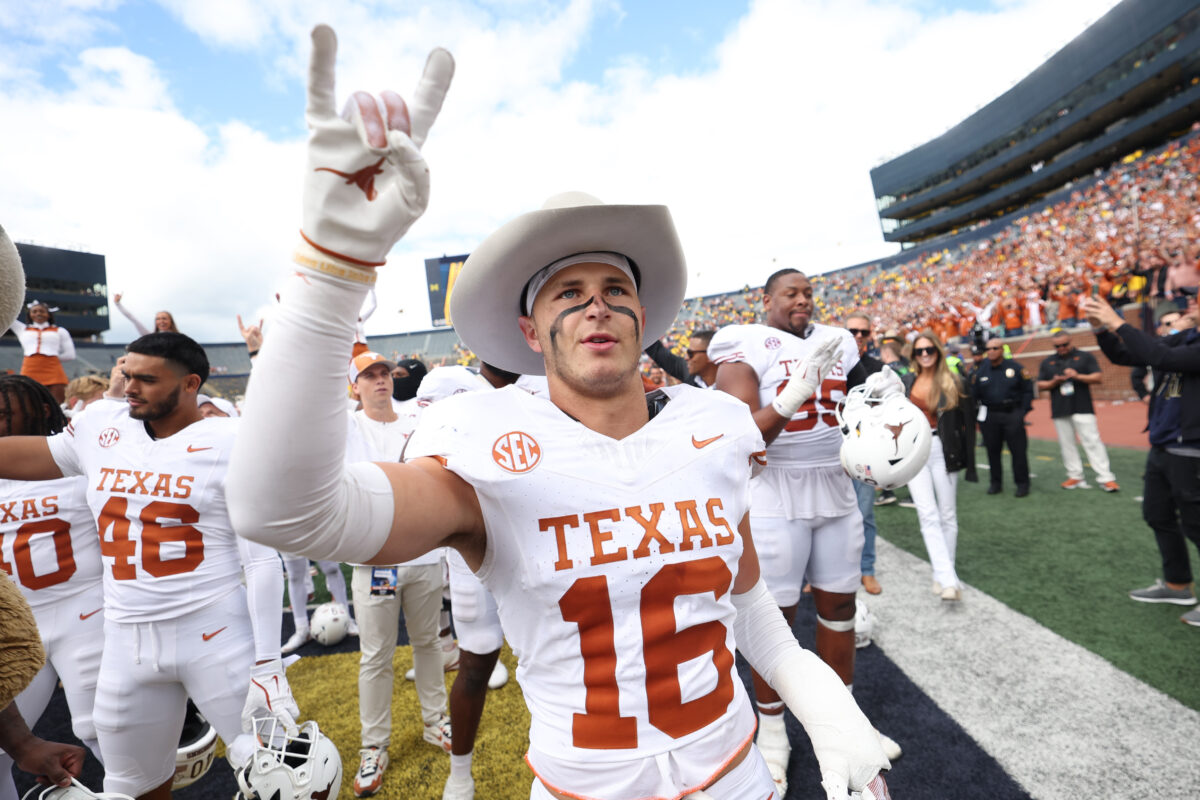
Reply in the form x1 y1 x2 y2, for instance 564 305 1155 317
21 780 132 800
235 719 342 800
173 699 218 789
836 384 931 490
309 603 349 646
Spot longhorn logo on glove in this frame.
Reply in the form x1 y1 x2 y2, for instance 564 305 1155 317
314 156 387 200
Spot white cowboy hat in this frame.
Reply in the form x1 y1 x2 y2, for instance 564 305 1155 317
448 192 686 376
0 224 25 331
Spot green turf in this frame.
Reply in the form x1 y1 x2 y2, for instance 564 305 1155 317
290 646 529 798
877 438 1200 711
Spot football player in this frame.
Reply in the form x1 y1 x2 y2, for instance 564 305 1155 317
0 377 103 800
709 270 901 794
0 333 296 800
227 25 888 800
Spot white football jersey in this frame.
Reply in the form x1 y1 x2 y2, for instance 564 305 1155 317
46 400 246 623
0 475 102 610
406 385 765 772
346 398 420 464
708 322 858 468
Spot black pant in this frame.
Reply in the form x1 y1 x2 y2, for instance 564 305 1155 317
1143 447 1200 584
979 409 1029 488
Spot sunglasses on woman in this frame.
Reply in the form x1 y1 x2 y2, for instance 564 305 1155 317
913 346 939 357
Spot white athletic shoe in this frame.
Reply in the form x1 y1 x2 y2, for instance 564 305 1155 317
423 712 452 753
876 729 902 761
347 618 360 637
281 626 310 655
352 747 388 797
487 661 509 690
756 713 790 797
442 772 475 800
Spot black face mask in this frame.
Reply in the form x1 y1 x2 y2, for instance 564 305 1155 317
392 359 427 401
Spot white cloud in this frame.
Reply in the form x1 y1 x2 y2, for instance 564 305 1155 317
0 0 1123 343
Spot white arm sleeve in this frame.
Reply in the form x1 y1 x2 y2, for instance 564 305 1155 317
226 262 394 564
732 580 889 791
114 300 152 336
57 328 75 361
238 536 285 662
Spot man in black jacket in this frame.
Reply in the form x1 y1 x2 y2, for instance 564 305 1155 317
1084 292 1200 628
644 329 717 388
1131 307 1194 401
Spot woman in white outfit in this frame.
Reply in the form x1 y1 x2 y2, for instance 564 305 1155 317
901 332 974 602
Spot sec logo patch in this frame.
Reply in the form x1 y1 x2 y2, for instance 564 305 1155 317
764 337 782 350
98 428 120 448
492 431 541 474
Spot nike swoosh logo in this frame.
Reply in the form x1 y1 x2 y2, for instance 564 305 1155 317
187 445 212 452
202 626 227 641
79 609 101 620
692 434 724 449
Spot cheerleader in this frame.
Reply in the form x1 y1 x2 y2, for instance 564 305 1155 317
8 301 75 404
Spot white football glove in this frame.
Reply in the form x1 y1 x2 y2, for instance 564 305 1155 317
772 336 842 418
242 659 300 736
863 366 904 400
301 24 454 267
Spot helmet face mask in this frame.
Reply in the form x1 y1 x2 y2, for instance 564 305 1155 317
235 719 342 800
837 387 932 491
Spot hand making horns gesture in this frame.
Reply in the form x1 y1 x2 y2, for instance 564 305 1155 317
300 25 454 269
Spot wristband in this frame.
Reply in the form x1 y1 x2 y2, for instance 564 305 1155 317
247 350 259 358
293 239 378 288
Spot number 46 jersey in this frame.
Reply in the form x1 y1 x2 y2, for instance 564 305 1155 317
406 385 766 797
46 399 245 623
708 322 858 468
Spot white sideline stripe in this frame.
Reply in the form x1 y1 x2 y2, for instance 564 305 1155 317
867 537 1200 798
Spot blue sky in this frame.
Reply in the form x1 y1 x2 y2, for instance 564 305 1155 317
0 0 1122 342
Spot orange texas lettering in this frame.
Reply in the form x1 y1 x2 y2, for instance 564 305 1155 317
0 495 59 524
95 468 194 500
539 497 738 572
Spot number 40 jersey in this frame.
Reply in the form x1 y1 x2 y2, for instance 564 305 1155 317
708 322 859 468
406 384 766 798
46 399 246 624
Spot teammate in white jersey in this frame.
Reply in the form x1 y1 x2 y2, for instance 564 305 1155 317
344 351 451 797
227 25 889 800
709 269 899 794
0 332 296 800
0 376 104 800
